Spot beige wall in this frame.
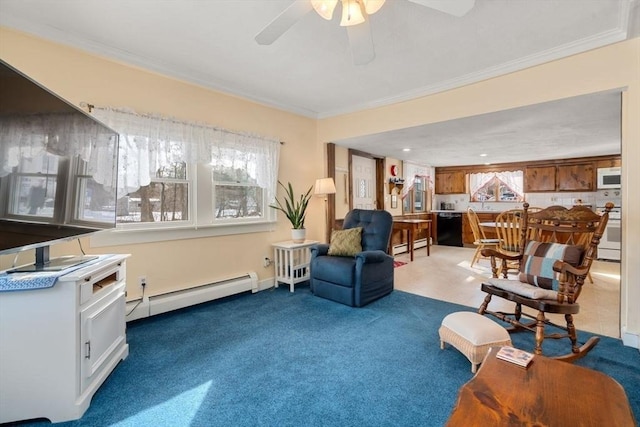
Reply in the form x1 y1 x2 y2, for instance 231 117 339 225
0 28 324 298
319 38 640 348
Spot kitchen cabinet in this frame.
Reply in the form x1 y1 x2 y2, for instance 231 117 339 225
524 166 556 192
435 171 466 194
0 255 129 424
557 163 595 191
525 163 595 192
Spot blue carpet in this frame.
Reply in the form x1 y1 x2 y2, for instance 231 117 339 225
13 287 639 426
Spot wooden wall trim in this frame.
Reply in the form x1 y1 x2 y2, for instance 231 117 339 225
326 143 336 243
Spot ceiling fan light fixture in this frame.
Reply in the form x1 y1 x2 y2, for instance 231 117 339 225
340 0 365 27
362 0 385 15
311 0 338 20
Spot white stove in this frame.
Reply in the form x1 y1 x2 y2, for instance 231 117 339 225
596 205 621 261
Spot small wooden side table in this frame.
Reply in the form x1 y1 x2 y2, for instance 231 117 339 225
272 240 319 292
392 219 432 261
446 347 636 426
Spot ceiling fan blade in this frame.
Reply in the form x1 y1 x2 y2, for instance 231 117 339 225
407 0 475 17
347 18 375 66
255 0 314 45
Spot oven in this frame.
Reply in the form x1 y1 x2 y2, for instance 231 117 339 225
597 206 621 261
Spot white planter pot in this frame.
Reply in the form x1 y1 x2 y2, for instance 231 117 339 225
291 228 306 243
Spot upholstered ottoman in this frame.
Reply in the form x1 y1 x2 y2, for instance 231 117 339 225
439 311 511 373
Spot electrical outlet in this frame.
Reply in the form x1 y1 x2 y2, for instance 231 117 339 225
139 276 147 289
263 257 271 268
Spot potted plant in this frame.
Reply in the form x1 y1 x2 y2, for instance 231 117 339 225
270 181 313 243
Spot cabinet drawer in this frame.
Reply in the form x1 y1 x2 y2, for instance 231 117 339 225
79 262 126 305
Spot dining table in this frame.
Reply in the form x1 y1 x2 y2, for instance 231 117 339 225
392 219 432 261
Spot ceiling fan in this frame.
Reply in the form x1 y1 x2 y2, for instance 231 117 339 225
255 0 475 65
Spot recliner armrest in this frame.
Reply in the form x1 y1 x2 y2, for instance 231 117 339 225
355 250 391 264
310 244 330 258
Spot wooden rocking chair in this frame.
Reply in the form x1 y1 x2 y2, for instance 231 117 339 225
478 202 613 362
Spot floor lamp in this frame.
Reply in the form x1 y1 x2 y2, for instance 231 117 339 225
314 177 336 242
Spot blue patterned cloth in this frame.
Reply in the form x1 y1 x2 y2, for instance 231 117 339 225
0 257 105 292
0 271 62 291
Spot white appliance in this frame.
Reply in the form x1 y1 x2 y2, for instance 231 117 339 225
597 205 621 261
597 167 621 189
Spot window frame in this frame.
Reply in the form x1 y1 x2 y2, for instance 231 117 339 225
91 162 276 248
469 171 524 203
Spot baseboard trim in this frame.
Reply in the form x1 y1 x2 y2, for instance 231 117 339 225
621 328 639 349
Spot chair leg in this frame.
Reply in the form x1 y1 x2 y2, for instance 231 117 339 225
534 311 546 355
478 294 492 315
514 303 522 322
565 313 579 354
471 246 481 267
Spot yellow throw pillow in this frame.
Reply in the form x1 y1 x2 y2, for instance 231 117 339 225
328 227 363 257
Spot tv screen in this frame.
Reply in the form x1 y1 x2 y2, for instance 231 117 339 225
0 60 119 272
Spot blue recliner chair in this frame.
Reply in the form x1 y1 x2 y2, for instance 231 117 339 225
310 209 394 307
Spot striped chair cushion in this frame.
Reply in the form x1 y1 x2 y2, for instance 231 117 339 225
518 241 583 290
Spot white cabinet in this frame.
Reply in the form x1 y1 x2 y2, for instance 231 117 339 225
0 255 129 424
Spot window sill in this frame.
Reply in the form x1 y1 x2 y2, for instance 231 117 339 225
90 221 276 248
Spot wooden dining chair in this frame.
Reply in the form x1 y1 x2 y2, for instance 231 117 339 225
493 209 523 275
467 207 500 267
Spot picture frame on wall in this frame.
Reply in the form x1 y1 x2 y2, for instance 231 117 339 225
391 195 398 209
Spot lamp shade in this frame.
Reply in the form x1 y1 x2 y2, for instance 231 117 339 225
311 0 338 20
314 177 337 195
340 0 365 26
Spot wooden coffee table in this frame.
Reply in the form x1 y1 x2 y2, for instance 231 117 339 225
446 347 636 426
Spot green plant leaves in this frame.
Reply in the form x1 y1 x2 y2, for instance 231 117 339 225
269 181 313 229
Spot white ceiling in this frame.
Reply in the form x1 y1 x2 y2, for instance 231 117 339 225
0 0 637 166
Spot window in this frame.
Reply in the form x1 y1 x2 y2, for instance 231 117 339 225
469 171 524 202
117 162 189 224
89 107 280 244
403 176 428 213
211 147 266 222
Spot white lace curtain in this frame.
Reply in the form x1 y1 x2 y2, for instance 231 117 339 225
91 107 281 201
402 161 433 198
469 171 524 197
0 112 118 189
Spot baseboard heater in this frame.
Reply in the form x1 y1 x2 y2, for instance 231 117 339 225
392 238 430 256
127 272 258 321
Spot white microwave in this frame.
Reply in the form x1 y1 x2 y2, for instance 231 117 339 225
597 167 621 189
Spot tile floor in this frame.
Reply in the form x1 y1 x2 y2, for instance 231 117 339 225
393 245 621 338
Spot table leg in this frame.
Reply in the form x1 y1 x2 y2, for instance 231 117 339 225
427 223 431 256
409 229 414 262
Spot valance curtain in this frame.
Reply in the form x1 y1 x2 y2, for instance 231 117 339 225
469 171 524 197
91 107 281 202
0 112 118 189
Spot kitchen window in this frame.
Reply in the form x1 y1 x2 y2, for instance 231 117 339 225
469 171 524 202
403 175 431 213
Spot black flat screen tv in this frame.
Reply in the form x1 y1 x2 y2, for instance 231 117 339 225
0 60 119 272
